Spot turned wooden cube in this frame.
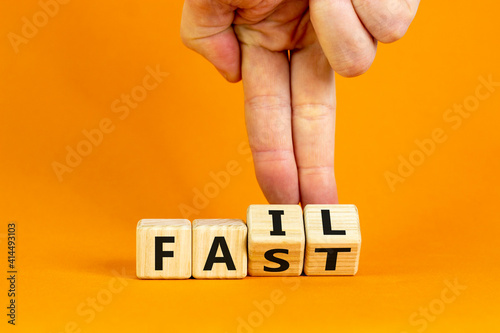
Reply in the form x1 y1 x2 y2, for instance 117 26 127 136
192 219 247 279
136 219 191 279
247 205 305 276
303 205 361 275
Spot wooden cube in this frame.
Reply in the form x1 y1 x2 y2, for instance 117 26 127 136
192 219 247 279
136 219 191 279
247 205 305 276
303 205 361 275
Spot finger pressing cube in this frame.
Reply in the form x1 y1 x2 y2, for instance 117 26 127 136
247 205 305 276
192 219 248 279
136 219 191 279
303 205 361 276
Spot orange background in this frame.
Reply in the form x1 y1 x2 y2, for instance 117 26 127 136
1 1 499 332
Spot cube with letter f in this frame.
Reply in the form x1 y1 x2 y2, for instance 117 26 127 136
136 219 191 279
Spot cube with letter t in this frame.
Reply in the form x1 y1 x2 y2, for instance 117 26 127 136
136 219 192 279
247 205 305 276
303 205 361 275
192 219 247 279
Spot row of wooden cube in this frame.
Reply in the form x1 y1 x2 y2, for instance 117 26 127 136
136 204 361 279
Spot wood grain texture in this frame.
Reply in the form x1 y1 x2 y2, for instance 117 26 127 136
136 219 191 279
303 205 361 275
192 219 247 279
247 205 305 276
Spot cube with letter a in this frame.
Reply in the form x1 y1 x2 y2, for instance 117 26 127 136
303 205 361 275
192 219 247 279
247 205 305 276
136 219 191 279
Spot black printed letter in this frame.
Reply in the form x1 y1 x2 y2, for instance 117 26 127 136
155 236 174 270
315 248 351 270
269 210 286 236
264 249 290 272
203 236 236 271
321 210 346 235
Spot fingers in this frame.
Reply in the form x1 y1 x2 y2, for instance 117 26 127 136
242 44 300 204
180 0 241 82
309 0 377 77
352 0 420 43
290 43 338 206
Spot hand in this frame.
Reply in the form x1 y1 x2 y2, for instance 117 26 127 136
181 0 419 205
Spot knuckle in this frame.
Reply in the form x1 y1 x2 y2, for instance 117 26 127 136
180 29 194 49
298 165 334 177
331 33 376 77
251 147 294 161
292 103 335 121
245 94 292 152
383 19 412 43
380 0 414 42
245 94 289 111
335 52 375 77
250 144 295 166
